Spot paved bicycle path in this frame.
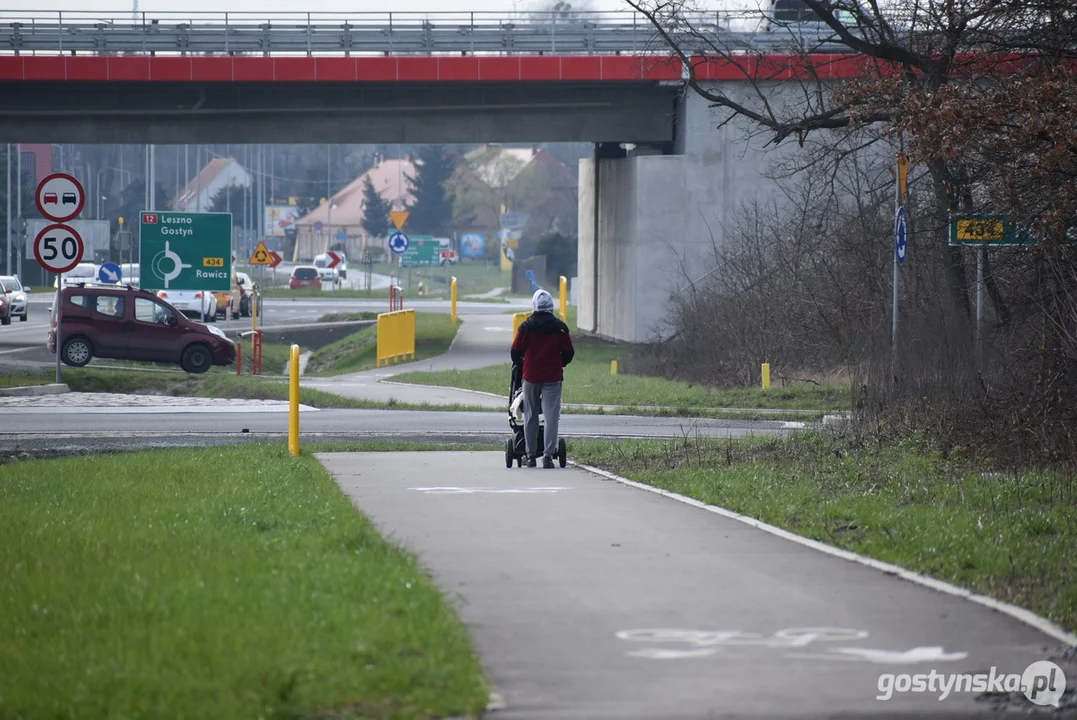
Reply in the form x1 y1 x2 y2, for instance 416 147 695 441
301 312 512 408
321 451 1073 719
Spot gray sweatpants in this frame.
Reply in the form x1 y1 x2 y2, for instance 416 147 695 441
522 379 562 459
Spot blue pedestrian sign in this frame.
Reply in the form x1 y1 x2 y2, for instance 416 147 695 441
388 230 410 255
895 206 908 265
98 262 122 284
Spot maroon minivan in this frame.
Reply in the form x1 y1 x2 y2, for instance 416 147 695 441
48 284 236 373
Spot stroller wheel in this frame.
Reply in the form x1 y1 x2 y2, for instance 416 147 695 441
558 438 567 468
505 438 514 468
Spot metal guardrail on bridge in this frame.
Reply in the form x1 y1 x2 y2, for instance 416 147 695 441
0 9 849 57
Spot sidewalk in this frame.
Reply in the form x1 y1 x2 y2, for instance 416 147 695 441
321 451 1071 718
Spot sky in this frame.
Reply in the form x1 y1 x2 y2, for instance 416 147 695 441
7 0 636 15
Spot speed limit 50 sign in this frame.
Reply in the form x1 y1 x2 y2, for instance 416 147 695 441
34 223 85 274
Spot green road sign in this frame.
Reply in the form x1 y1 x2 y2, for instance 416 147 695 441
139 211 233 291
948 214 1029 246
949 213 1077 247
401 235 441 267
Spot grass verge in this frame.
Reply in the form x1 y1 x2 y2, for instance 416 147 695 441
392 345 850 412
0 445 488 718
305 312 460 377
260 287 393 299
570 433 1077 634
318 312 380 323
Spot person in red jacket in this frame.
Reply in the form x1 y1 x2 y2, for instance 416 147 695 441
510 288 575 468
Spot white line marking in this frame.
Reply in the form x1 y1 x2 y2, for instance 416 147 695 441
570 461 1077 647
409 486 572 494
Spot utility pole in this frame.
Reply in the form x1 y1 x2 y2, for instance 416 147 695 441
5 144 10 275
326 144 331 254
15 144 21 274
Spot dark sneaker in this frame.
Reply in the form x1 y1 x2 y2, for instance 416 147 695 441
543 455 555 469
526 456 537 468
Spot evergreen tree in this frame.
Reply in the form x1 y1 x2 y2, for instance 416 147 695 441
405 145 455 235
360 176 390 239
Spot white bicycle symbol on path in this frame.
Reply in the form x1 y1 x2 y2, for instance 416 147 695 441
617 627 869 659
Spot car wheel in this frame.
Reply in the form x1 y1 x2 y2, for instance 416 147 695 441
61 336 93 367
1 315 10 325
180 343 213 374
240 298 250 318
19 312 27 322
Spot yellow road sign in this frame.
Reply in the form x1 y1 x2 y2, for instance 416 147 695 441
390 210 410 230
249 241 273 265
956 218 1005 242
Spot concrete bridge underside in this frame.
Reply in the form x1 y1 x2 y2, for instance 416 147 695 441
0 81 679 145
1 74 797 345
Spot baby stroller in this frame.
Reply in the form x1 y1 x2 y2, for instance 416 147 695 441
505 361 567 468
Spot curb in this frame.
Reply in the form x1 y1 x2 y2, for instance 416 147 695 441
0 383 69 397
569 460 1077 648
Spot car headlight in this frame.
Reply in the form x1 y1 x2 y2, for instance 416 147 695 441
207 325 228 339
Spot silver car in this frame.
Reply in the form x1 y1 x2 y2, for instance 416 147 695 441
0 275 29 321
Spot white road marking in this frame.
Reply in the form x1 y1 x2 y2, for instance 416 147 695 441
575 462 1077 647
409 486 572 494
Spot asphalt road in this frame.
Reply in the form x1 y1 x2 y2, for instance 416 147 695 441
0 294 528 362
322 451 1075 719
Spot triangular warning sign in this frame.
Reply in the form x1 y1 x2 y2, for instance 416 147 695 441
390 210 410 231
249 241 273 265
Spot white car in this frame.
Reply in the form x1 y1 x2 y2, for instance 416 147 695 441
0 274 29 321
54 262 97 288
155 289 218 322
313 253 345 286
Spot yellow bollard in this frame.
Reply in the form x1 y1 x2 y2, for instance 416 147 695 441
450 276 458 325
289 344 300 456
559 275 568 321
761 362 771 389
611 359 618 375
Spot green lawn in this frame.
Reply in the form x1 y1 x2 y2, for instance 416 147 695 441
408 262 508 296
392 345 850 412
305 312 461 377
571 433 1077 634
0 446 488 718
318 312 380 323
260 287 396 300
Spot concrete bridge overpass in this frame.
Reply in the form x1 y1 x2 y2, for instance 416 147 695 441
0 9 867 342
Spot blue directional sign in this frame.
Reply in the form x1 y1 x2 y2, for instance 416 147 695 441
98 261 122 284
388 230 410 255
895 206 908 265
336 229 347 242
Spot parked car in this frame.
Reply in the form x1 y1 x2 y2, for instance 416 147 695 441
236 271 262 317
289 266 322 290
155 288 218 322
0 274 29 322
47 283 235 373
0 279 12 325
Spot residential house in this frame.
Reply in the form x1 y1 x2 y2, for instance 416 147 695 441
171 157 251 212
292 156 416 262
448 144 578 259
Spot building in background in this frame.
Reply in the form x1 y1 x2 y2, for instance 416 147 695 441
292 156 415 262
447 144 578 262
170 157 251 212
